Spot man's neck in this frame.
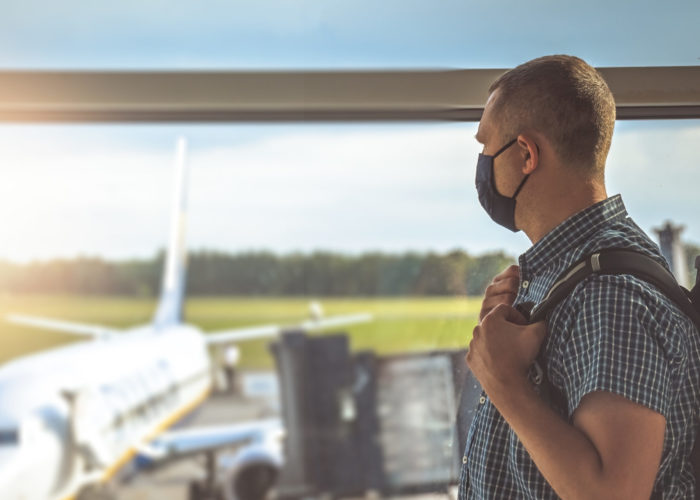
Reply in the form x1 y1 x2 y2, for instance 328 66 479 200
523 179 608 245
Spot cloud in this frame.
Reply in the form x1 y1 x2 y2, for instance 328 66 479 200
0 124 487 261
0 120 697 262
607 121 700 243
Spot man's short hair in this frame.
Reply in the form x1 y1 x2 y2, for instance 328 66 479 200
488 55 616 175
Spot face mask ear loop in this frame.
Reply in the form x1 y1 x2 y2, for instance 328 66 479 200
511 142 538 198
493 138 518 158
512 174 530 199
512 141 540 199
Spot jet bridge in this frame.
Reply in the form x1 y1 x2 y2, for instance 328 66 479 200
270 331 479 499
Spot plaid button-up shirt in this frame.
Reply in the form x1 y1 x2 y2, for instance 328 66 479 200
459 195 700 499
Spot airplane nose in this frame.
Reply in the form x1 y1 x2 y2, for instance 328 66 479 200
0 451 22 494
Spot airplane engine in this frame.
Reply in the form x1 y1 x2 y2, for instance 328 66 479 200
221 444 282 500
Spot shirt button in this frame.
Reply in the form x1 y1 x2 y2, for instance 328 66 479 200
479 396 486 404
522 280 530 289
462 456 468 464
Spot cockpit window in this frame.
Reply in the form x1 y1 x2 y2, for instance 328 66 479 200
0 429 18 446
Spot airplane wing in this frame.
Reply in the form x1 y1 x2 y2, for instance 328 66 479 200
204 312 373 345
204 324 282 345
135 418 282 467
297 312 373 331
6 314 120 339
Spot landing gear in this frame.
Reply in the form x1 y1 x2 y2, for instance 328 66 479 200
188 451 223 500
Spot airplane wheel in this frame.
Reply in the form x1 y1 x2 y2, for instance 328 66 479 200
188 481 203 500
234 465 277 500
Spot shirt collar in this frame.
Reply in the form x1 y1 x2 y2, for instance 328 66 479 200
520 194 628 274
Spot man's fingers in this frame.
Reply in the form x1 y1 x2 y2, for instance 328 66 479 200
479 294 517 321
483 292 517 306
486 303 528 325
480 268 520 322
492 264 520 283
526 321 547 341
481 274 519 322
472 323 481 341
485 276 520 298
482 290 517 307
503 304 528 325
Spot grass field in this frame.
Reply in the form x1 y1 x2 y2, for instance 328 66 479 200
0 295 481 369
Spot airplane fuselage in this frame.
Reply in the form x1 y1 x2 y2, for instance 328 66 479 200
0 323 211 500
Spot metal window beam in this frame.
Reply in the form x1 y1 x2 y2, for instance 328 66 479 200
0 66 698 123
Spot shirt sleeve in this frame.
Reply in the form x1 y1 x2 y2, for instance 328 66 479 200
557 275 674 418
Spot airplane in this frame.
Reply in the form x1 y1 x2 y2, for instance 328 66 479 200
0 138 372 500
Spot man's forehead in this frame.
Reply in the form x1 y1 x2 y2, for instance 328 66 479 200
476 91 500 143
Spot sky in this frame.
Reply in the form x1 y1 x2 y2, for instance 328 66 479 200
0 0 698 262
0 0 698 69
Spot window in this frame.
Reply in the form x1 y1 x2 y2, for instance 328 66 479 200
0 428 19 446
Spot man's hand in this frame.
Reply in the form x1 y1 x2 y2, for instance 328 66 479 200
480 265 520 321
467 303 546 397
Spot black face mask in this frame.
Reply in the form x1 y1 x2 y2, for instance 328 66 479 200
475 138 530 232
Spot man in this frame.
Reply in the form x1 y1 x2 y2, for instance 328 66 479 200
223 344 241 394
461 55 700 499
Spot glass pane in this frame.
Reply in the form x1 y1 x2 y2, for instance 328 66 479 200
0 120 697 498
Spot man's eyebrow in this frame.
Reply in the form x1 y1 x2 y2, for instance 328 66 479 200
474 132 483 143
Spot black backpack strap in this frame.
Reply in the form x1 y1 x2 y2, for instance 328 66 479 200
530 249 700 328
527 249 700 414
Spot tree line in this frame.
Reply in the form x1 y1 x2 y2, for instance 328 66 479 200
0 250 515 297
2 244 696 297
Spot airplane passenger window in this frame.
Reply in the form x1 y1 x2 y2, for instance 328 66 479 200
100 386 126 432
0 429 19 445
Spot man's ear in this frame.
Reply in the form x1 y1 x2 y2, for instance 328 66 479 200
517 134 539 175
